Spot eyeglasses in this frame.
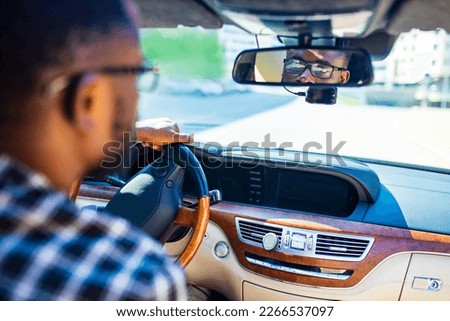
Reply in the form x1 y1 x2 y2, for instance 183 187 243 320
47 64 158 94
283 58 346 79
96 65 157 76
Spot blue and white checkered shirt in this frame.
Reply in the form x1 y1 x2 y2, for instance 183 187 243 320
0 155 187 300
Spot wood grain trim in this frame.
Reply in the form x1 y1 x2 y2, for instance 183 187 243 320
69 178 83 201
78 184 120 200
209 202 450 288
77 183 450 288
177 196 210 268
174 206 195 227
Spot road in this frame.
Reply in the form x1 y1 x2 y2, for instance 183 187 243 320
138 91 450 170
138 91 295 133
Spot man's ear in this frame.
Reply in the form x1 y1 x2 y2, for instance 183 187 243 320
71 73 112 135
70 73 97 133
340 70 350 84
69 73 115 167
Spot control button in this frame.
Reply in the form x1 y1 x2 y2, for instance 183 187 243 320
262 233 279 251
412 277 442 291
429 279 442 291
214 241 229 258
290 233 307 250
307 235 314 251
283 231 291 248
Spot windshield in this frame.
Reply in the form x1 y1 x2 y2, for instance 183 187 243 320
137 26 450 171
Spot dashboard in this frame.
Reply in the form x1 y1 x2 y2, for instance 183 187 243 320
77 145 450 300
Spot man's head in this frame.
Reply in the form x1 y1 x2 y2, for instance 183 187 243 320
0 0 144 189
282 49 351 84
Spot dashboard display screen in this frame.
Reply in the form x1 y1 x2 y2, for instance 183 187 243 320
199 160 360 218
276 170 358 217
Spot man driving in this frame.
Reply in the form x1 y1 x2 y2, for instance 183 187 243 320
0 0 190 300
282 49 351 84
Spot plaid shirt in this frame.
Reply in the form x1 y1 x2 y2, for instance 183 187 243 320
0 155 187 300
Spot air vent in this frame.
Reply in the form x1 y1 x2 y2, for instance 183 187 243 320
315 234 371 259
237 219 282 248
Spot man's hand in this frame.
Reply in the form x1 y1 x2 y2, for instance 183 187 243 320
135 118 193 149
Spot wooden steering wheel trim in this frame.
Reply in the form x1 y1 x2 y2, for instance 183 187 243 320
69 177 83 201
175 196 210 268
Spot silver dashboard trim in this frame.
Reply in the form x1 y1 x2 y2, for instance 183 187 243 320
236 217 374 262
245 255 352 280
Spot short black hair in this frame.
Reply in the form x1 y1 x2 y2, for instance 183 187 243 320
0 0 136 127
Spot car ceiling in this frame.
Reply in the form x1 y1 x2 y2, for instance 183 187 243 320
135 0 450 58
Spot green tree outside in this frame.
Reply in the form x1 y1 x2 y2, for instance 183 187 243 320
140 28 226 80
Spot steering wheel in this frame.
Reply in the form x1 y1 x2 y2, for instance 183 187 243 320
71 144 210 268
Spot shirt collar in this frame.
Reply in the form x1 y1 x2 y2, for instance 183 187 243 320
0 154 54 190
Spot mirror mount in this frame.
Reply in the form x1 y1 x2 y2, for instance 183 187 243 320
284 86 338 105
297 34 313 47
306 87 337 104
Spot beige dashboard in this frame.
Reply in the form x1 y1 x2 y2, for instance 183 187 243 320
178 222 450 300
76 185 450 301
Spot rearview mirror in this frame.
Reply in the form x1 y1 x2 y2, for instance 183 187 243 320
233 47 373 87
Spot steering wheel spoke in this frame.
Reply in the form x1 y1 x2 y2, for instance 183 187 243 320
174 206 196 227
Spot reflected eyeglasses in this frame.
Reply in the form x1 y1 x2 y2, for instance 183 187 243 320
283 58 346 79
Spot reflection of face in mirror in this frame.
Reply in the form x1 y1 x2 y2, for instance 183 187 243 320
282 49 351 84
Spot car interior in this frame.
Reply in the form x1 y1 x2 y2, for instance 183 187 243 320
74 0 450 300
